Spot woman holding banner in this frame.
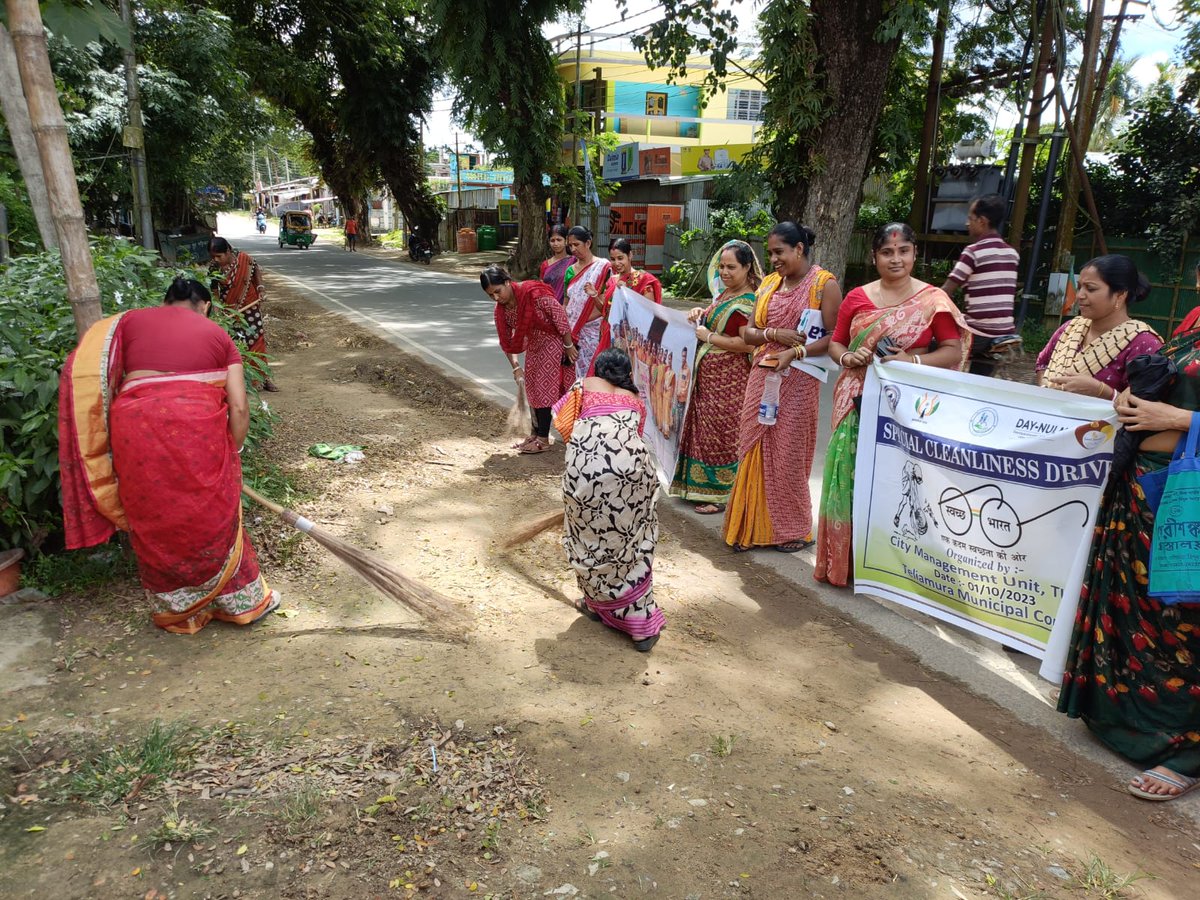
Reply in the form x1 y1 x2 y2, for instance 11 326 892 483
1056 274 1200 803
723 223 841 553
1037 255 1162 397
563 226 613 379
814 222 970 587
671 240 761 513
572 238 663 378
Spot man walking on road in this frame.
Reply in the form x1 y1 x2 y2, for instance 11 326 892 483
344 215 359 252
940 194 1020 376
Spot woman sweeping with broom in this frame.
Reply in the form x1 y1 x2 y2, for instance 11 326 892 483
552 349 664 651
58 277 276 634
482 265 578 454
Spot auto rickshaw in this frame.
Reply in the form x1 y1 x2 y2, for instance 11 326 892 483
278 210 316 249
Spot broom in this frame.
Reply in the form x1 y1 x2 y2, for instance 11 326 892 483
501 508 564 551
241 485 472 637
503 375 531 442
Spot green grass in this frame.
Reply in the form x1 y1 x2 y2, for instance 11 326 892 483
279 784 325 836
147 802 215 848
710 733 738 758
1073 853 1153 898
21 543 136 596
241 452 301 507
68 721 197 807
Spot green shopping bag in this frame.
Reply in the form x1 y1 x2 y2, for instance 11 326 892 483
1147 412 1200 605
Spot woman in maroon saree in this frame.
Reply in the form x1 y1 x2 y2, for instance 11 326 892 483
540 224 572 304
59 278 275 634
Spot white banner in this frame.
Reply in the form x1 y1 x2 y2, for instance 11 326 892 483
852 362 1118 677
608 287 698 485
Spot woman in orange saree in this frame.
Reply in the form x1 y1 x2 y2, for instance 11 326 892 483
209 236 277 391
814 223 971 587
58 278 276 634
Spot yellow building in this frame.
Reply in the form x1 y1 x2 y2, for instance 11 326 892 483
554 46 763 178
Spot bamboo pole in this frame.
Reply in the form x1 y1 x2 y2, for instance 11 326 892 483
6 0 102 336
0 23 57 250
1007 4 1056 248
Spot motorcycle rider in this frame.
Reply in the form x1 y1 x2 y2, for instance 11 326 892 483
255 209 267 234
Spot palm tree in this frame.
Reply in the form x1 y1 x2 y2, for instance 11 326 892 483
1089 55 1142 152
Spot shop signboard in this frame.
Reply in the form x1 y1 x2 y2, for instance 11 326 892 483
638 146 679 177
602 143 641 181
608 203 648 266
680 144 752 175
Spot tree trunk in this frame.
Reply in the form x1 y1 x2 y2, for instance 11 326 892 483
909 0 949 233
379 150 443 249
510 178 549 279
1051 0 1126 269
797 0 903 283
6 0 101 336
1007 6 1055 248
0 22 57 250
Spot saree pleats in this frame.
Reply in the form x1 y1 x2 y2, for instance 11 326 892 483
813 410 860 586
562 400 663 640
110 378 271 634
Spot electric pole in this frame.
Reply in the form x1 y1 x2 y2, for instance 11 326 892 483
119 0 153 249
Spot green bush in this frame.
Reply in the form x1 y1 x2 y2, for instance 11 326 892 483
0 238 276 554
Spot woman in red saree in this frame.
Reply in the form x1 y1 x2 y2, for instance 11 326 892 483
539 224 572 304
209 236 277 392
576 237 663 376
482 265 578 454
815 223 971 587
723 223 842 553
58 277 276 634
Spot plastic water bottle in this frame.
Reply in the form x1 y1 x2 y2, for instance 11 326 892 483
758 371 782 426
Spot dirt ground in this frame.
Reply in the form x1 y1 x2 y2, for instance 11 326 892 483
2 278 1196 900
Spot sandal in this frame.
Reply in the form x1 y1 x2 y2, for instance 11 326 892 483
573 599 602 622
518 438 551 455
694 503 726 515
731 543 754 553
1128 767 1199 802
511 436 537 450
632 634 659 653
774 538 815 553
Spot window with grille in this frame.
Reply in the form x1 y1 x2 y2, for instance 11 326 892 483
727 89 766 122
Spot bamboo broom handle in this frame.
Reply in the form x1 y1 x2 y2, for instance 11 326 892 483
241 484 309 531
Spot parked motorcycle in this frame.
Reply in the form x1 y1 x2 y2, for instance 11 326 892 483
408 237 433 265
970 334 1023 378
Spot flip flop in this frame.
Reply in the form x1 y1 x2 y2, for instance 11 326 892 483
632 634 659 653
518 439 551 455
694 503 726 515
1128 768 1199 802
731 544 754 553
573 598 602 622
774 538 815 553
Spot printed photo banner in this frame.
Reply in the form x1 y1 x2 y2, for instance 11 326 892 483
852 362 1119 675
608 287 698 485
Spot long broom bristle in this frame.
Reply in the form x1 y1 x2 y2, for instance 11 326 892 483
242 485 472 639
503 385 530 440
501 509 563 550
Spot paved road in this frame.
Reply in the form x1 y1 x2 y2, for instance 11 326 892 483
223 215 1200 813
227 216 837 501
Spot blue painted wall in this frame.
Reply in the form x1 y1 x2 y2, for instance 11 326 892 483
610 82 700 118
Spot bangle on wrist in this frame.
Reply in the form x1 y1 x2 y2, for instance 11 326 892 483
839 351 852 367
796 345 807 359
913 354 921 365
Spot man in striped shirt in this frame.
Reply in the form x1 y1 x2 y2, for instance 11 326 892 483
940 194 1020 375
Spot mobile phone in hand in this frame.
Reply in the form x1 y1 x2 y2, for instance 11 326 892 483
875 337 899 359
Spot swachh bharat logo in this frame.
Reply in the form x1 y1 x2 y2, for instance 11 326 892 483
914 392 941 421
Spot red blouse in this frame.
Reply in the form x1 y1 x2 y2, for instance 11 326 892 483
832 287 960 348
120 306 241 374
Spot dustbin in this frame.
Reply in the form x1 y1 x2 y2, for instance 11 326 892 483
477 225 498 251
456 228 478 254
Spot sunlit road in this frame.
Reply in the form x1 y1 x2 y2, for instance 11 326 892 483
227 217 521 405
221 215 836 498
